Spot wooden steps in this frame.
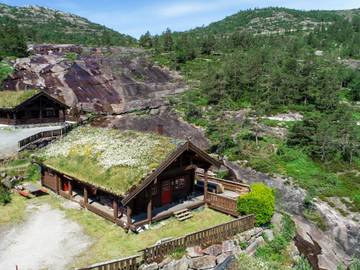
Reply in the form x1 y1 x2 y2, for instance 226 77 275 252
174 208 193 221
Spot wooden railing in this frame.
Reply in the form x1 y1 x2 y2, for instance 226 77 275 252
76 254 142 270
207 192 239 216
77 215 255 270
196 172 250 194
142 215 255 263
18 124 74 149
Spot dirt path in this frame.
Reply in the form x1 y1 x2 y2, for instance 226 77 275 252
0 203 91 270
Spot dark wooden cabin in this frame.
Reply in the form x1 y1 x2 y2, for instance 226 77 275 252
0 90 68 125
39 128 250 231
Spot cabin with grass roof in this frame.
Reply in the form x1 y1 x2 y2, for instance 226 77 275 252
0 90 68 125
37 127 250 231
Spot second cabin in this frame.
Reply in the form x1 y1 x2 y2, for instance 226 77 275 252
0 90 68 126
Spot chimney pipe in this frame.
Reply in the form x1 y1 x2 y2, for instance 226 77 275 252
156 124 164 135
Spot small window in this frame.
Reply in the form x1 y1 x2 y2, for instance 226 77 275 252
151 186 158 196
44 108 55 117
174 177 186 190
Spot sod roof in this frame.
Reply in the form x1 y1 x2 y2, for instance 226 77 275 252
0 90 40 109
38 126 183 196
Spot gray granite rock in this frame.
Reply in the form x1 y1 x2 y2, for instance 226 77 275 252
245 236 265 256
186 246 204 258
189 255 217 270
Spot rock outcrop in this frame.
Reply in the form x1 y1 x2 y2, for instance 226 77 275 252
92 108 209 149
2 45 186 114
223 161 358 269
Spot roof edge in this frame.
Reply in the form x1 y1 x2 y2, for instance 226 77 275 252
121 141 221 206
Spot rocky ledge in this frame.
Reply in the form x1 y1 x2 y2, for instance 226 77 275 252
2 45 186 114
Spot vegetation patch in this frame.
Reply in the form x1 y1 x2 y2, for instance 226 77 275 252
255 214 296 268
0 193 27 224
237 183 275 226
37 126 181 195
0 90 39 109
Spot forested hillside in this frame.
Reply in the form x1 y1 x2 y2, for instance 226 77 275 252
0 4 135 46
140 8 360 266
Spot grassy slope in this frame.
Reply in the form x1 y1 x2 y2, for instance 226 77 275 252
0 3 136 46
154 49 360 212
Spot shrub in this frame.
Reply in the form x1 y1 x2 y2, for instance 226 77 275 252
237 183 275 225
0 185 11 205
292 256 312 270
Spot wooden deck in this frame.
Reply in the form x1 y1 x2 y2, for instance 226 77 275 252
53 172 250 231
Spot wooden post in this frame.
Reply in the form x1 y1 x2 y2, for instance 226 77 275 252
127 206 132 226
113 198 119 219
204 169 208 203
68 180 72 197
147 199 152 223
84 187 88 207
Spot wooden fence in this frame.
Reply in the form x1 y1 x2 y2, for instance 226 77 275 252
76 215 255 270
207 192 239 216
76 255 143 270
141 214 255 264
18 124 74 149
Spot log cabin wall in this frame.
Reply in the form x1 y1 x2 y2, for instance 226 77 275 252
131 151 198 215
42 168 60 193
14 95 65 125
0 94 66 125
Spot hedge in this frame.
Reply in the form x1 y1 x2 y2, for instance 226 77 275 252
237 183 275 225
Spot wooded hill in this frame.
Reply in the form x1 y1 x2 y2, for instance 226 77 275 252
139 8 360 251
0 3 136 47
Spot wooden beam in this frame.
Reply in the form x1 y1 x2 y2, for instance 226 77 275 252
147 199 152 223
84 187 88 207
68 180 72 197
204 170 208 203
127 206 132 226
113 198 119 219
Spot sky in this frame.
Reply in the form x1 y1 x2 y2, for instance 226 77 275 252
1 0 360 38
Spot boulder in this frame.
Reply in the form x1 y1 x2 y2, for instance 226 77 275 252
189 255 217 270
271 212 283 234
216 253 230 265
139 262 158 270
245 236 265 256
186 246 204 258
222 240 236 253
263 229 274 242
203 244 223 257
162 256 189 270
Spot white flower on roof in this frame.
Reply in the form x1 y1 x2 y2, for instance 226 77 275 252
40 127 174 169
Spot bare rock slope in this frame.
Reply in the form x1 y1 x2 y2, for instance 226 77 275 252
2 45 186 114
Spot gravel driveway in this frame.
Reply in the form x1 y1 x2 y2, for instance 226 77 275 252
0 203 91 270
0 125 63 159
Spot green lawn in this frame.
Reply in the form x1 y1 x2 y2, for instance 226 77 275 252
0 193 27 224
3 193 233 268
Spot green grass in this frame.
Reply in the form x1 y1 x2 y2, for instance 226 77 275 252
37 127 180 195
303 209 328 231
255 214 296 268
0 61 13 85
0 193 27 224
0 89 39 108
31 195 233 268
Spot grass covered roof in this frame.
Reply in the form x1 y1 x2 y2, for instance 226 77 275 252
38 126 182 195
0 90 40 109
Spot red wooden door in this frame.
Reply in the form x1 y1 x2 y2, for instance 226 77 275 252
161 181 172 205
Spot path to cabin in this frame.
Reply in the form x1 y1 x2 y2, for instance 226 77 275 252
0 125 63 159
0 202 91 270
